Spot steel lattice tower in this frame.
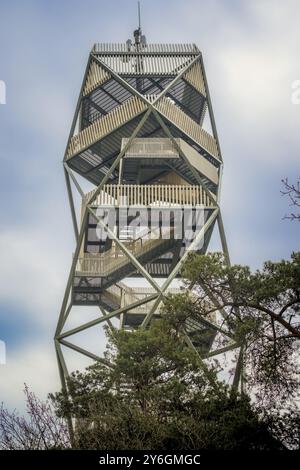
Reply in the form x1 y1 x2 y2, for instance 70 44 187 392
55 28 243 394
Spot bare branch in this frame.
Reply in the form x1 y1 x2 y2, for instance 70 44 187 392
281 177 300 221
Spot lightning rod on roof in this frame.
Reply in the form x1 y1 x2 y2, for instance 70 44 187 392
125 2 146 55
138 1 141 30
132 1 146 48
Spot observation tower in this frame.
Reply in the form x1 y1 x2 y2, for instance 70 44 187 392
55 25 242 392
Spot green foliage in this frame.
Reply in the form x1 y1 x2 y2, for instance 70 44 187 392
51 315 281 450
180 251 300 406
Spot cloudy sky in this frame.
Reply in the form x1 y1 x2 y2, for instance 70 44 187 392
0 0 299 410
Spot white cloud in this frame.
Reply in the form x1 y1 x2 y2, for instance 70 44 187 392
0 228 68 329
0 341 59 411
0 330 110 411
209 1 300 166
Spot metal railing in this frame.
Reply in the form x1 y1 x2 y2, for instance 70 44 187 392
122 137 179 158
102 283 181 314
93 43 199 54
85 184 215 207
83 60 110 96
76 229 173 276
155 96 219 160
184 61 206 97
66 95 147 159
91 43 199 75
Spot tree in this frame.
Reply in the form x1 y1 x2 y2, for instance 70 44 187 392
177 251 300 408
0 385 70 450
2 252 299 449
282 177 300 221
51 314 282 450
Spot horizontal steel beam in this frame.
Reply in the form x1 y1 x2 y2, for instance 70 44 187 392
58 293 159 340
59 339 111 367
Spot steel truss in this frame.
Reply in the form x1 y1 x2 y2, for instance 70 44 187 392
55 38 244 411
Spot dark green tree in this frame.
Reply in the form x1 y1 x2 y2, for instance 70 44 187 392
3 253 299 449
177 251 300 411
51 311 283 450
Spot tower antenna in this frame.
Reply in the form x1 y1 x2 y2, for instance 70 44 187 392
138 1 141 31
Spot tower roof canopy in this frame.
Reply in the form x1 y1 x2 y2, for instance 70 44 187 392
92 43 201 76
93 43 200 54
